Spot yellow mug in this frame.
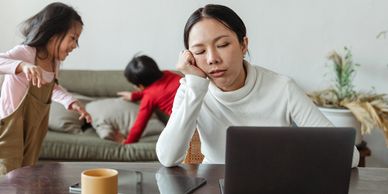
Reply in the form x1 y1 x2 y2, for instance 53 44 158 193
81 168 118 194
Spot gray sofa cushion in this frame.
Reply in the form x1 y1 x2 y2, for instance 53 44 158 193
48 92 96 134
85 98 164 140
48 101 84 134
40 128 159 161
86 98 139 140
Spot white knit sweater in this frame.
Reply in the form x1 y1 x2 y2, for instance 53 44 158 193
156 61 359 167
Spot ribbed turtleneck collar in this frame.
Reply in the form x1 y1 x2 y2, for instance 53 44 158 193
208 60 258 103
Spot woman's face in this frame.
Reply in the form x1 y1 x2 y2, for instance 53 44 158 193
188 18 248 91
48 21 82 61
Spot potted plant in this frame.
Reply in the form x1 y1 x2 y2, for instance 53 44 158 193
308 47 388 146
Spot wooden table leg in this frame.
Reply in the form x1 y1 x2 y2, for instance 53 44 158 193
356 141 371 167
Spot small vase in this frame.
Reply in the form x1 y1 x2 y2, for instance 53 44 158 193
319 107 362 145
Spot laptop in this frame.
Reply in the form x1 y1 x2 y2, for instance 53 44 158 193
220 126 355 194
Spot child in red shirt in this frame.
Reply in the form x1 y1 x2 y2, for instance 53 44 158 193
117 55 181 144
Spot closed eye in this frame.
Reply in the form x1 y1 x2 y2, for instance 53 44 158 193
217 42 230 48
194 50 205 55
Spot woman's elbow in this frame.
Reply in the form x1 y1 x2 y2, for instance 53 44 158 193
156 151 180 167
159 158 179 167
156 143 179 167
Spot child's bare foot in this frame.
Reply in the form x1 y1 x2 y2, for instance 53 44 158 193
113 131 125 144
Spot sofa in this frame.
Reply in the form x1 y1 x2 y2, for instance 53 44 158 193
0 70 167 162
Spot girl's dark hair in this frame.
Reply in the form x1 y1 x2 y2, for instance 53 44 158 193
124 55 163 87
183 4 246 49
21 2 83 57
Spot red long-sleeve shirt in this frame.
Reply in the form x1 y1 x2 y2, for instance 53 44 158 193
124 71 181 144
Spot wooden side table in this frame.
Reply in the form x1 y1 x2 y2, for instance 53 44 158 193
356 141 371 167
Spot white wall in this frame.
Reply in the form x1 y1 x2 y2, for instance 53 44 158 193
1 0 387 92
1 0 388 165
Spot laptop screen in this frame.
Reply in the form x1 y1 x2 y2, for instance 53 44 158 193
223 126 355 194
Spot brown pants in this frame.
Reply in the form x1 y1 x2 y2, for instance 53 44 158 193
0 81 54 175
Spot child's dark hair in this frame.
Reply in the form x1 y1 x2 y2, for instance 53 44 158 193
124 55 163 87
21 2 83 57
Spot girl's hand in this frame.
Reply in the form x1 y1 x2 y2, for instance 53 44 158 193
176 50 206 78
117 91 132 101
17 62 47 88
70 101 92 123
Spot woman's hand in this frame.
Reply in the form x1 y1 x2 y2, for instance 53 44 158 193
16 62 47 88
117 91 132 101
70 101 92 123
176 50 206 78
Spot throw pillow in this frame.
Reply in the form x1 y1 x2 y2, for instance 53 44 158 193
48 101 84 134
48 92 96 134
85 98 164 140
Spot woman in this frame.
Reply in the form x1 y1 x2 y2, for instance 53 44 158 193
156 4 359 167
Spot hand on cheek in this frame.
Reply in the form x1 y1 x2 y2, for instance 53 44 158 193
176 50 206 78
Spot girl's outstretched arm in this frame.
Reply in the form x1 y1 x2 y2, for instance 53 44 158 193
52 84 92 123
0 45 35 75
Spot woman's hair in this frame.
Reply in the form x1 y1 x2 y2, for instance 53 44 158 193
124 55 163 87
183 4 247 49
21 2 83 57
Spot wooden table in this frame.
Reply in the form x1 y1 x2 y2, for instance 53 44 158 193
0 162 388 194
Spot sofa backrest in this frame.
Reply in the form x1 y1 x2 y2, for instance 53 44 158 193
59 70 135 97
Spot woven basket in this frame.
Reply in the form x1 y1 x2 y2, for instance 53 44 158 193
183 130 204 164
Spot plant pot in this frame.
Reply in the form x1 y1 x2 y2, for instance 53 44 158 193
318 107 362 145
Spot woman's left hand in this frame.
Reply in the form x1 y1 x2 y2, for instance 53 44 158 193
70 101 92 123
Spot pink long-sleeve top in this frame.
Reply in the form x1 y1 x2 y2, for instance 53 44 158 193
0 45 77 118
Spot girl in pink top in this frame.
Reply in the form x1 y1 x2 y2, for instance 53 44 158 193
0 2 91 174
